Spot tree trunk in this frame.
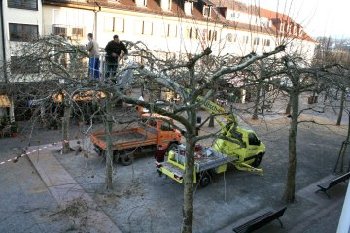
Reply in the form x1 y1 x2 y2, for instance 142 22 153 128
208 115 215 127
208 96 216 127
105 98 114 190
9 96 15 123
336 113 350 172
283 91 298 203
62 102 71 154
181 111 196 233
336 90 345 126
252 83 262 120
285 100 291 115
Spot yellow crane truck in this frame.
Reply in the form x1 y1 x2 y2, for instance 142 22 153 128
156 96 266 187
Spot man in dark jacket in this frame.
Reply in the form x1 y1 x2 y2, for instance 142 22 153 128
104 34 128 79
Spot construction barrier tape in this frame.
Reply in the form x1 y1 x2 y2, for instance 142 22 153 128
0 142 61 166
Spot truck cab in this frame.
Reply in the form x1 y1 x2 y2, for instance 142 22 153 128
213 126 265 168
140 113 182 161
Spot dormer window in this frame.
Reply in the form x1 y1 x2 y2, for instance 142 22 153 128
184 1 193 16
203 5 211 17
161 0 172 11
135 0 147 7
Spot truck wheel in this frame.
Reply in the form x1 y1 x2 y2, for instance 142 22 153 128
120 152 133 166
252 153 263 168
99 149 105 157
113 151 119 162
94 147 103 156
199 172 211 187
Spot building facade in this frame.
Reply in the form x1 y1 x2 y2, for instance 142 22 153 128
1 0 317 72
1 0 42 82
0 0 317 120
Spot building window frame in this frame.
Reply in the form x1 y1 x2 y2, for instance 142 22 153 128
203 6 211 18
7 0 38 10
262 39 270 47
135 0 147 7
253 37 260 45
184 1 193 16
186 27 193 39
226 33 232 42
103 17 124 33
161 0 172 11
242 35 249 44
53 26 67 36
71 27 84 40
9 23 38 42
142 21 153 35
52 25 84 41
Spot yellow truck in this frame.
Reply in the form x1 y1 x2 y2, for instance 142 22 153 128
155 96 266 186
156 144 237 187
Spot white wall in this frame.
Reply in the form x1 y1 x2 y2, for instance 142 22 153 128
42 5 316 60
4 1 42 59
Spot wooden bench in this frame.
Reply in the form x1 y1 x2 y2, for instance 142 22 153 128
232 206 287 233
315 172 350 198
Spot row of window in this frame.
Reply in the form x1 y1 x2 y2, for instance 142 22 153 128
52 25 84 40
102 16 217 41
186 28 218 41
10 23 84 42
9 21 272 49
226 33 271 47
8 0 37 10
9 21 217 43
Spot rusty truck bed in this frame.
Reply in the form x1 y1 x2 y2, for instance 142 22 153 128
91 127 158 151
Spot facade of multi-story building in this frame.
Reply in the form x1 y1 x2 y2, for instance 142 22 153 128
0 0 317 119
0 0 42 119
1 0 42 82
1 0 316 75
43 1 315 57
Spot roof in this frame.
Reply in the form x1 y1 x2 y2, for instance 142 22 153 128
0 95 10 108
202 0 214 6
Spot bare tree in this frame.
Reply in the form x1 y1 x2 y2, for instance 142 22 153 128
4 34 286 231
111 42 285 232
269 54 323 203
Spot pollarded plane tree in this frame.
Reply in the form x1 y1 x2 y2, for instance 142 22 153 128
112 40 285 233
265 53 329 203
312 39 350 173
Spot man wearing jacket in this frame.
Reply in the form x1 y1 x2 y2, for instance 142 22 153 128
104 35 128 79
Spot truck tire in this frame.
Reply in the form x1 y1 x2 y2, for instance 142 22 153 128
199 172 211 187
252 153 263 168
98 149 105 157
120 151 133 166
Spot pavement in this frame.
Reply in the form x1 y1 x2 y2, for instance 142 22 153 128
0 94 349 233
26 141 122 233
